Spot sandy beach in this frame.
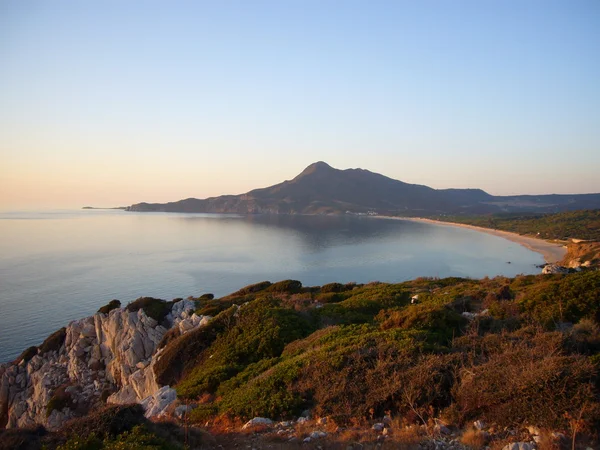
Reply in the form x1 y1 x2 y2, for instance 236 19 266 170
380 216 567 264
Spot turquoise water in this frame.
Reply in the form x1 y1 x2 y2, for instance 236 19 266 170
0 210 543 362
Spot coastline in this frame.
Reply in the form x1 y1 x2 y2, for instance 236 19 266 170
379 216 567 264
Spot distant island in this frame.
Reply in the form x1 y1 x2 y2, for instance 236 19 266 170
82 206 127 210
125 161 600 216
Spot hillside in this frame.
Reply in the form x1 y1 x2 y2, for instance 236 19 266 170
440 209 600 242
126 162 600 215
2 273 600 449
438 209 600 269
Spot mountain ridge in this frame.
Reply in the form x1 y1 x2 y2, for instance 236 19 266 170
126 162 600 215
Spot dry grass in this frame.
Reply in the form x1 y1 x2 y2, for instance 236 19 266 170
535 430 560 450
460 429 488 449
205 414 244 434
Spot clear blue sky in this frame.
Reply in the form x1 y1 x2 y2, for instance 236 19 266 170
1 0 599 208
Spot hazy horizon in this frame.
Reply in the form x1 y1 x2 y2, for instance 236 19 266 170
2 1 599 210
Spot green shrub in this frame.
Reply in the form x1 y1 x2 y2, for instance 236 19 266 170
13 346 38 365
194 299 233 317
314 292 347 303
126 297 172 323
321 282 346 293
59 404 147 439
39 327 67 355
97 299 121 315
57 433 102 450
176 298 314 399
47 385 73 417
228 281 272 297
154 307 237 387
188 404 219 423
216 357 281 395
103 425 180 450
266 279 303 293
377 303 467 344
157 326 181 349
199 293 214 300
219 358 306 419
515 271 600 327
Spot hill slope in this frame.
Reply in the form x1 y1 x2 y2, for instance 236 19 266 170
127 161 600 215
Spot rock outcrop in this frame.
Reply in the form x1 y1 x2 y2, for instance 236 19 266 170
542 264 570 274
0 299 210 430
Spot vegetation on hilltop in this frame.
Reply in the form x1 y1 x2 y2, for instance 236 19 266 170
160 273 600 436
3 273 599 449
439 209 600 241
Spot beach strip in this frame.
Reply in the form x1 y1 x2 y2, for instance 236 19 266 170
380 216 567 264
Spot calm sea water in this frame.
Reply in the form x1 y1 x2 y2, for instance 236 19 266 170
0 210 543 362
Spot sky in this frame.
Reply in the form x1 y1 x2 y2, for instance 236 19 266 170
1 0 599 209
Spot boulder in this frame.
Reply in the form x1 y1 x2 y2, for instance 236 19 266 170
542 264 569 274
473 420 485 430
174 404 194 419
309 431 327 439
372 423 385 432
140 385 177 418
242 417 274 429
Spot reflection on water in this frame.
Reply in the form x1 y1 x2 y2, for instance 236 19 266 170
0 210 543 362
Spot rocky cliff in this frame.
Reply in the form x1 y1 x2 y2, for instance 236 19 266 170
0 299 210 430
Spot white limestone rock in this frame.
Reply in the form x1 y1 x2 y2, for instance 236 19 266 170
542 264 569 274
140 386 177 418
242 417 274 429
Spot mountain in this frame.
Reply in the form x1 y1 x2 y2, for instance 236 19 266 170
126 161 600 215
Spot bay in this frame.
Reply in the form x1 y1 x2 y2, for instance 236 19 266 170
0 209 543 362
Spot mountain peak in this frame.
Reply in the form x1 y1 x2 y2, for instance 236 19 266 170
296 161 335 178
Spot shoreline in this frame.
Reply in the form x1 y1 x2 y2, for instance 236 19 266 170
378 216 567 264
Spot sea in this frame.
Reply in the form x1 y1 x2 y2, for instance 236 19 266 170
0 209 544 362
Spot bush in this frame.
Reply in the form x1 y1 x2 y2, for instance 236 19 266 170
219 358 306 419
194 299 233 317
314 292 347 304
569 318 600 354
13 346 38 365
39 328 66 355
297 343 458 422
46 385 73 417
188 404 219 423
266 279 303 294
378 303 467 344
175 298 314 399
516 271 600 327
228 281 272 297
157 327 181 349
451 331 599 431
321 282 346 293
102 425 180 450
126 297 172 323
199 293 214 300
154 306 238 386
0 426 48 450
59 404 147 440
97 300 121 315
